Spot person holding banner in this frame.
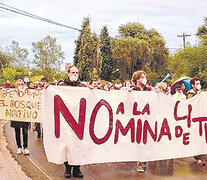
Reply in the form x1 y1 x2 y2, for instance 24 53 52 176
131 70 151 92
187 77 206 166
58 65 85 178
34 77 49 139
10 79 30 155
172 84 186 100
131 70 151 173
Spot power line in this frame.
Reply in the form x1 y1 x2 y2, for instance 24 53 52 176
0 2 81 32
0 8 16 16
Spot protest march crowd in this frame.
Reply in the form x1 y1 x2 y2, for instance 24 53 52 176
0 65 204 179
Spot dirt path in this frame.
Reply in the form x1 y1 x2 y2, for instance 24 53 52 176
0 120 31 180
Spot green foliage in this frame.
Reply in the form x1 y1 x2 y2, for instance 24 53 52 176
0 66 30 85
1 67 21 85
111 22 168 81
168 45 207 88
113 78 121 84
119 23 149 40
32 35 65 81
74 17 100 81
197 17 207 45
100 26 114 81
89 68 99 80
0 48 13 70
146 71 162 85
6 41 29 67
148 29 168 73
30 71 66 84
15 66 29 80
53 72 67 81
30 75 44 83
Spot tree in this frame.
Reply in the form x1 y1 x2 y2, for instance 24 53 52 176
6 41 29 67
148 29 168 74
0 48 11 70
197 17 207 45
1 67 20 85
74 17 100 81
100 26 114 81
32 35 65 81
112 23 151 79
169 16 207 87
111 22 168 81
89 68 99 80
168 45 207 87
30 75 44 83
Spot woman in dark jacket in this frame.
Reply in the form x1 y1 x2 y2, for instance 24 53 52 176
10 79 30 155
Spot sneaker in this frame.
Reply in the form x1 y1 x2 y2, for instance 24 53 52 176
17 148 22 155
23 148 30 155
136 162 145 173
197 158 206 166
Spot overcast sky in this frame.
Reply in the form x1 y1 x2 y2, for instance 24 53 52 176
0 0 207 68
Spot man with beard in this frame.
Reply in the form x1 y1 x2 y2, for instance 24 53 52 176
58 65 85 178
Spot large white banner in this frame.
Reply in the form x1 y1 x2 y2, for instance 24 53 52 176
42 86 207 165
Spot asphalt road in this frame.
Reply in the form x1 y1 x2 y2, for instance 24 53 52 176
4 122 207 180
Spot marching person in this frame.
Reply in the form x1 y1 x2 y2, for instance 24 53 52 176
23 75 30 86
172 84 186 100
27 81 35 89
131 70 151 173
2 80 13 88
10 79 30 155
187 77 206 166
34 77 49 139
59 65 85 178
156 82 169 94
131 70 151 91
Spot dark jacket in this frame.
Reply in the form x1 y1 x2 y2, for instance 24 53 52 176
133 85 151 91
10 121 29 128
58 78 87 87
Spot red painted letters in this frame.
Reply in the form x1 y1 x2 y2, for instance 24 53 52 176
54 95 86 139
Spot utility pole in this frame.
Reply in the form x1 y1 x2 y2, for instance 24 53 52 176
177 33 191 48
